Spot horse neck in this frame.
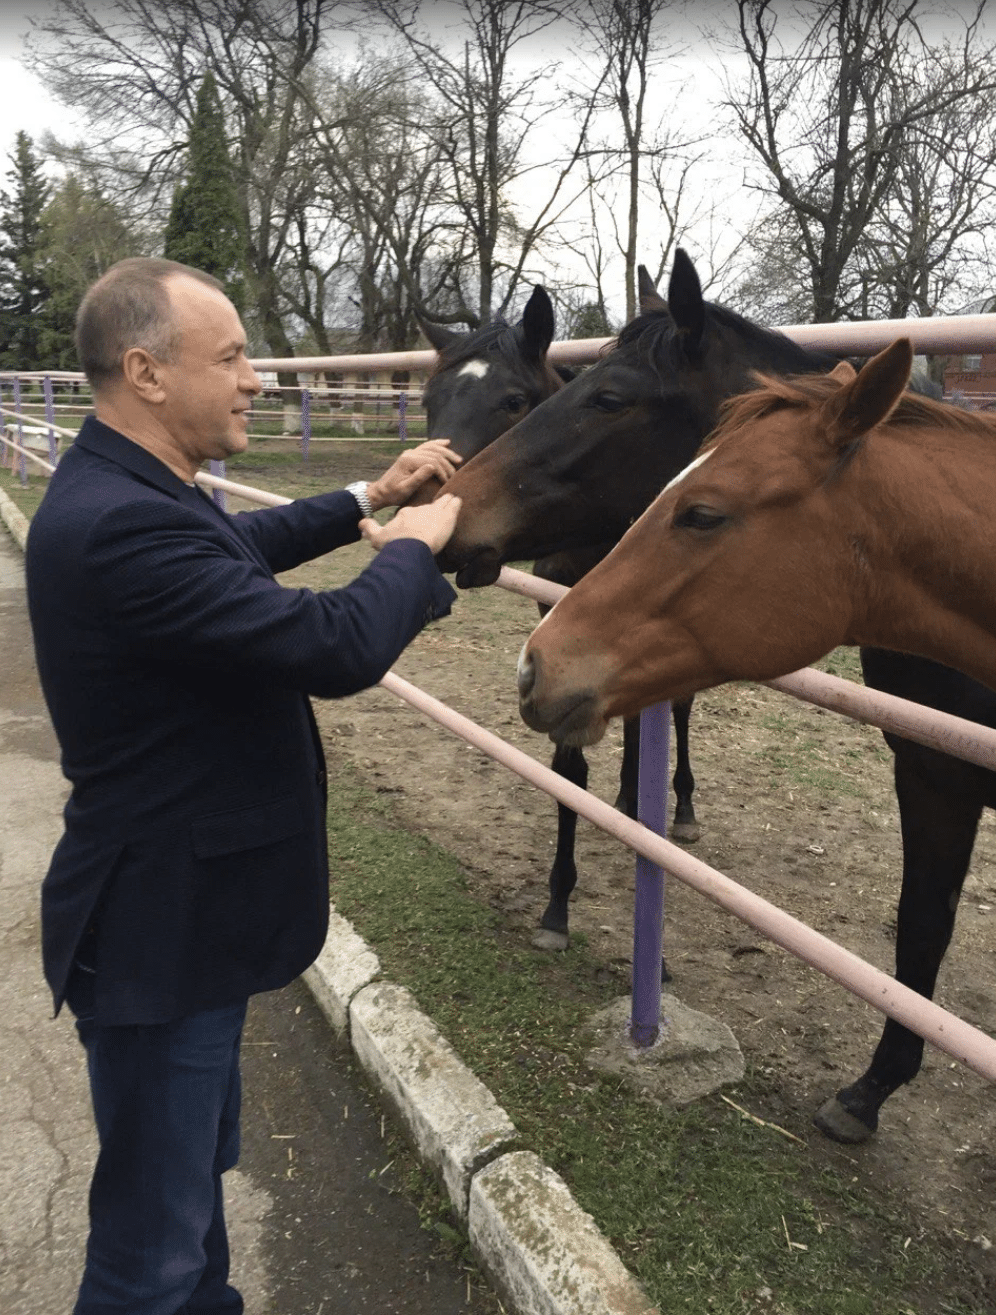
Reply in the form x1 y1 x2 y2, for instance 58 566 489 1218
849 423 996 690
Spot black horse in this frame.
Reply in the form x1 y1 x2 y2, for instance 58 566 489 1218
418 286 567 468
417 286 700 955
439 247 991 1144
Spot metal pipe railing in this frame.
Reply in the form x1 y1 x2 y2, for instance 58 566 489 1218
7 460 996 1080
382 669 996 1082
189 472 996 1080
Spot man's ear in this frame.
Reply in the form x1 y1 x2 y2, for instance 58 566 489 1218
122 347 166 403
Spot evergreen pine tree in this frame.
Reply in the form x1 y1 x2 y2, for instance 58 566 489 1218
0 132 51 369
163 71 245 310
38 175 139 369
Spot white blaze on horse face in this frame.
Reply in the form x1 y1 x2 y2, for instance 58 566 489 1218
662 449 713 495
457 360 490 380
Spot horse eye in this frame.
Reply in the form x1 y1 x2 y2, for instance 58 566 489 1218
505 393 528 412
674 505 728 531
591 392 626 412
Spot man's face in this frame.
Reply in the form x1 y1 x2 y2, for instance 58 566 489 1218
158 275 261 465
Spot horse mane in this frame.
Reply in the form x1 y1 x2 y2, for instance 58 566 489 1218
615 300 839 377
717 367 996 440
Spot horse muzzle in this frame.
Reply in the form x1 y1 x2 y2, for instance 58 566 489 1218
436 542 504 588
516 646 608 745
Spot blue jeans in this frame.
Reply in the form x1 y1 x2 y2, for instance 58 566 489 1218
68 969 246 1315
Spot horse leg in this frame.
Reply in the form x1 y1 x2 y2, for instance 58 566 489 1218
614 701 700 842
814 749 982 1143
534 743 587 951
670 696 700 842
614 717 640 817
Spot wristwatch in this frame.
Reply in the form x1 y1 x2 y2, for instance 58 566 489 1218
345 480 374 518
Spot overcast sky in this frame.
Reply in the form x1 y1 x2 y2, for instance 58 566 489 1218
0 5 83 164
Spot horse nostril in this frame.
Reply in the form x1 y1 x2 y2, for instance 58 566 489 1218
517 645 537 701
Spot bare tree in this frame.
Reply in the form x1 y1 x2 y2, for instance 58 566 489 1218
367 0 600 324
865 85 996 319
28 0 336 361
571 0 678 320
721 0 996 321
299 52 476 346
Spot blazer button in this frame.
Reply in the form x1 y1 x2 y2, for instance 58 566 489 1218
316 769 327 786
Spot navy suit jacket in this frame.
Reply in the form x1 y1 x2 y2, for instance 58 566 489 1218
25 417 456 1025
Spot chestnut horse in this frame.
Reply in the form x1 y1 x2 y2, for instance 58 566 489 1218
420 284 700 957
517 338 996 727
443 256 996 1143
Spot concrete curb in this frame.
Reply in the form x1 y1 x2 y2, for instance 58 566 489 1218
303 915 657 1314
1 500 659 1315
0 487 29 551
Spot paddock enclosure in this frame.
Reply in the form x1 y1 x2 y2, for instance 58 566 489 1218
4 314 996 1298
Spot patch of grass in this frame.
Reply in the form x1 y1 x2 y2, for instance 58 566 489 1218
817 648 865 682
754 721 867 799
326 759 987 1315
0 464 48 519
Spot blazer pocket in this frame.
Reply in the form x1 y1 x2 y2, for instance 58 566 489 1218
191 795 305 860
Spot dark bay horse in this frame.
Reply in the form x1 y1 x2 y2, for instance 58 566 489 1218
419 283 701 956
440 255 996 1144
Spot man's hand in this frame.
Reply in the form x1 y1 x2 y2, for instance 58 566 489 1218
360 493 462 555
366 440 462 510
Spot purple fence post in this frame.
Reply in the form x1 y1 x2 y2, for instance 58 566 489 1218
629 700 671 1048
398 389 408 442
43 374 57 463
0 382 6 468
301 385 311 463
13 377 26 485
210 460 227 510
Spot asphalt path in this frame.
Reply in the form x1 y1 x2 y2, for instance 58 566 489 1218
0 522 498 1314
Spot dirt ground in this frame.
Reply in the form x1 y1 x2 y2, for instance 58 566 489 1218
232 446 996 1284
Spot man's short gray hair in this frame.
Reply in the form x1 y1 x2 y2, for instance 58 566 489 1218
75 257 225 391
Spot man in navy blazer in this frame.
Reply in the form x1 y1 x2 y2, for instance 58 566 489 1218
25 256 463 1314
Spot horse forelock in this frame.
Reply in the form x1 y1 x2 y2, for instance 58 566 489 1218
428 317 556 384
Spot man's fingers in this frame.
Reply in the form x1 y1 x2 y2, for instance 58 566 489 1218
399 461 451 492
415 439 462 463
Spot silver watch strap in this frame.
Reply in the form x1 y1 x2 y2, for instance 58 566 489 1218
346 481 374 518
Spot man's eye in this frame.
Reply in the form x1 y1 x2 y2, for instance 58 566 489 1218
673 505 728 531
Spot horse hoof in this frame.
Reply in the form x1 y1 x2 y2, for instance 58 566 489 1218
671 821 701 844
532 928 569 952
813 1096 875 1144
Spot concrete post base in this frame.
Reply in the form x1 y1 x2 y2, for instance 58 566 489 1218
584 994 744 1105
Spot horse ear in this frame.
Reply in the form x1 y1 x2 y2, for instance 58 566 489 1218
519 285 555 362
667 248 705 355
418 317 463 353
827 360 857 383
820 338 913 450
637 264 667 315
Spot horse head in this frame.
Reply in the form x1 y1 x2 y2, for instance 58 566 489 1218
438 248 804 586
517 339 918 744
407 285 563 507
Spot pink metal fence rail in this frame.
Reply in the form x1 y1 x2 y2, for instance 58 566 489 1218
196 470 996 1083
